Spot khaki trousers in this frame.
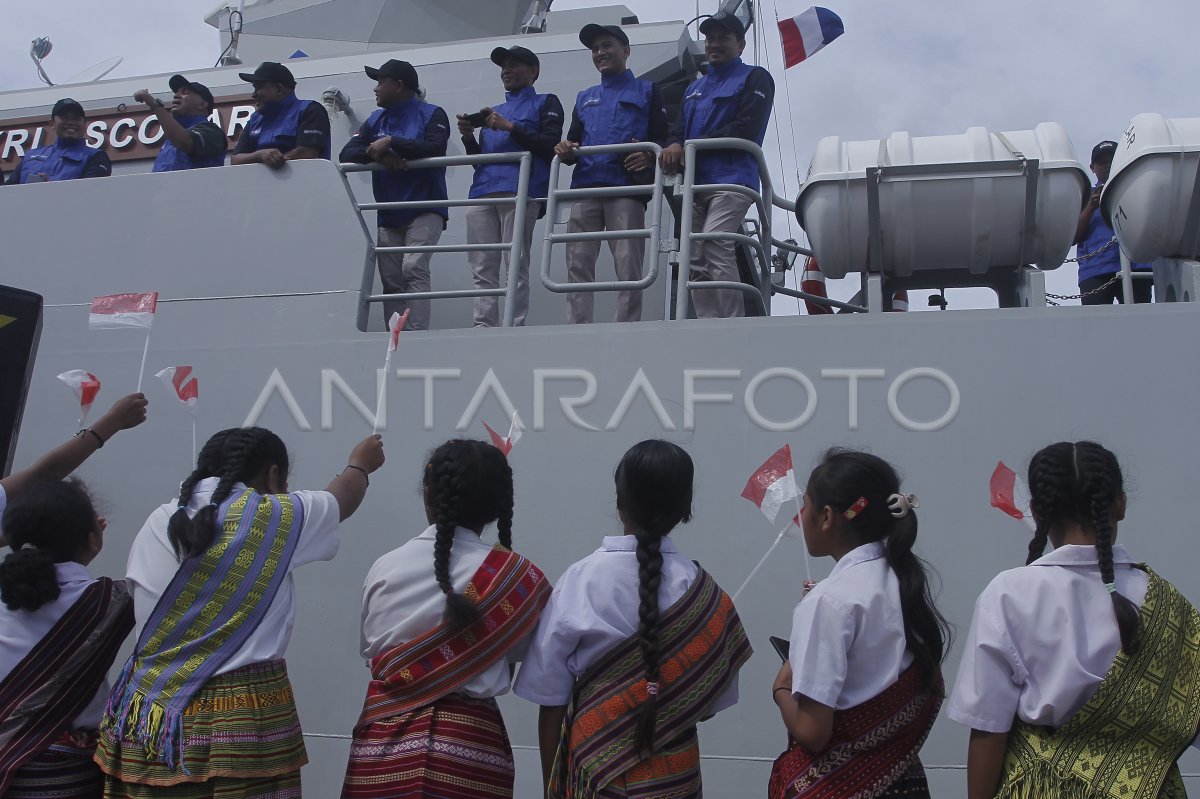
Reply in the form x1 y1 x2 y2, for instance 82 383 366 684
377 213 443 331
689 191 754 318
565 197 646 324
466 197 540 327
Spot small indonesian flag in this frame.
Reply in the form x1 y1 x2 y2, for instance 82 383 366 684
742 445 800 526
89 292 158 329
778 7 844 69
483 410 523 456
388 309 411 352
990 461 1035 529
155 366 198 415
58 370 101 424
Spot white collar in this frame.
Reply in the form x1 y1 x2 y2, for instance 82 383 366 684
602 534 681 554
1031 543 1137 567
828 540 886 579
54 561 92 583
416 524 486 545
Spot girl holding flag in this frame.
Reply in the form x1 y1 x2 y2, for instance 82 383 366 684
949 442 1200 799
769 449 948 799
515 439 752 798
94 427 384 799
341 438 550 799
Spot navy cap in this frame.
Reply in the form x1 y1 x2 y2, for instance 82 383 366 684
365 59 419 92
50 98 84 119
490 46 540 68
579 24 629 48
1091 140 1118 164
169 75 215 109
238 61 296 88
699 11 747 39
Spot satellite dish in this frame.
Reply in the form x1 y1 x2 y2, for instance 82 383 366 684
67 56 124 84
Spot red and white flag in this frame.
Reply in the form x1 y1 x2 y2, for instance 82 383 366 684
990 461 1035 528
483 410 523 456
58 370 101 424
155 366 198 415
388 309 411 352
742 445 800 526
89 292 158 330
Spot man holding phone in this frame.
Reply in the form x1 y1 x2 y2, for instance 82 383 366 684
458 45 563 327
1073 140 1151 304
6 99 111 184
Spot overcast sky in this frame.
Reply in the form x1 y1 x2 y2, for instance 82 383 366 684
1 0 1194 309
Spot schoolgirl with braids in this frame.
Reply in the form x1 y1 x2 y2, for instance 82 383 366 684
515 440 752 798
949 441 1200 799
769 448 949 799
342 439 551 799
95 427 384 798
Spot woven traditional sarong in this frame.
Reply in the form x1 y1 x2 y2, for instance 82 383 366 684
98 490 303 775
768 664 943 799
96 659 306 792
997 567 1200 799
6 733 104 799
342 545 550 799
0 578 133 797
548 568 752 799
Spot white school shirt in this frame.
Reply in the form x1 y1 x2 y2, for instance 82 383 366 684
0 562 113 728
360 525 533 698
125 478 341 675
947 544 1155 733
789 541 914 710
513 534 740 713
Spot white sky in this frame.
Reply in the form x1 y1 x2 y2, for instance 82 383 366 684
1 0 1194 311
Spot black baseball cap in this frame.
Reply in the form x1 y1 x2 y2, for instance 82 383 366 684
365 59 419 92
490 46 540 68
579 24 629 48
1091 140 1118 164
50 98 84 119
699 11 747 39
169 75 215 109
238 61 296 88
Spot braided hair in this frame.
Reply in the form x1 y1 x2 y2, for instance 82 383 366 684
423 439 515 630
614 440 694 757
1026 441 1140 653
806 448 950 692
0 480 98 612
166 427 290 559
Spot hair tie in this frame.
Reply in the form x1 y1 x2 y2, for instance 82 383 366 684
843 497 869 520
1105 582 1117 594
887 493 919 518
20 543 37 552
645 681 660 697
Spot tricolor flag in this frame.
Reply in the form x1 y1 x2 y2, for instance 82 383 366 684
483 410 523 457
155 366 198 415
742 445 800 526
990 461 1035 529
58 370 101 425
89 292 158 330
388 309 411 352
778 6 844 69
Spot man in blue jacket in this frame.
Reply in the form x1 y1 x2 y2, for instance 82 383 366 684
458 45 564 327
556 24 668 324
6 99 111 184
1074 140 1151 304
660 11 774 318
231 62 330 168
340 60 450 330
134 75 227 172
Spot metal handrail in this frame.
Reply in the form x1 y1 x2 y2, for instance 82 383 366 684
538 142 666 299
338 151 533 328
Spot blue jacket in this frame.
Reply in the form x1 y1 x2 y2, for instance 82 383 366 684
9 140 110 183
152 115 226 172
239 94 331 160
1077 182 1150 281
338 99 450 228
465 87 563 199
568 70 667 189
670 58 774 190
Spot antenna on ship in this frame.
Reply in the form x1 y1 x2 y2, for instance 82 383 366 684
216 0 247 67
30 37 54 86
68 57 125 84
520 0 551 34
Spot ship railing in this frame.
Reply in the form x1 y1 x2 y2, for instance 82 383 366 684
538 142 668 317
337 151 534 329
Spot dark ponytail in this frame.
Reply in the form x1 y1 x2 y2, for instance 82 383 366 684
614 440 694 756
806 448 950 692
166 427 289 559
1026 441 1140 653
0 480 98 612
423 439 516 630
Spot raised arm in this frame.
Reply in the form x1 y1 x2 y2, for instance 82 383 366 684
323 434 386 521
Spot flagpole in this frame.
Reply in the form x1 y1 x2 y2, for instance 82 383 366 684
732 525 788 602
191 417 197 466
371 352 391 436
135 330 151 393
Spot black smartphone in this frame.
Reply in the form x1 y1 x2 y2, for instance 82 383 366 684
769 635 790 661
463 111 489 128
